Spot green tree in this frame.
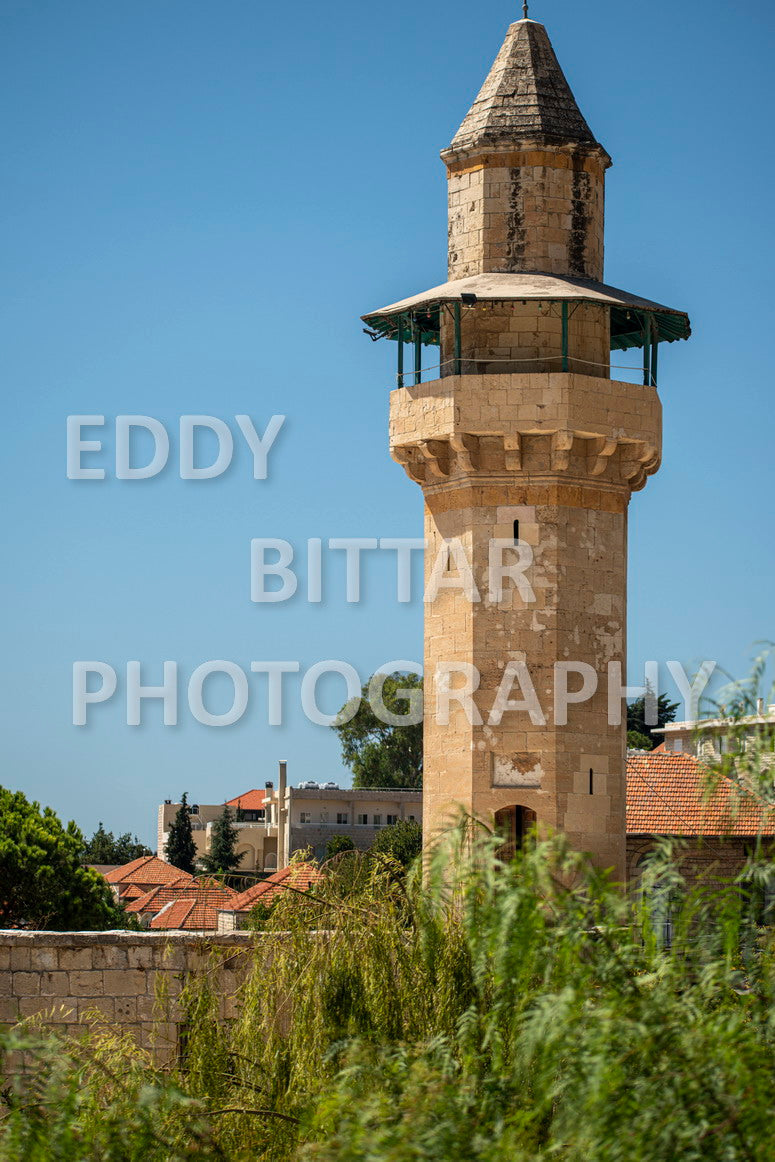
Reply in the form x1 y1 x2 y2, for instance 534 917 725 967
370 819 423 868
164 793 198 875
333 672 423 789
627 730 653 751
245 899 275 931
82 822 152 865
627 688 680 749
201 805 244 875
326 834 356 860
0 786 130 930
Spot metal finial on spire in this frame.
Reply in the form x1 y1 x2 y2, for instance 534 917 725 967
522 1 529 17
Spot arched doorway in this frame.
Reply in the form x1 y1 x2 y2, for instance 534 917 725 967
494 805 537 862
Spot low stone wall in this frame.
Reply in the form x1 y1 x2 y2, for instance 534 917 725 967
626 836 763 888
0 930 258 1061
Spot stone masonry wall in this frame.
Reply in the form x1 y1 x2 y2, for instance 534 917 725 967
446 150 606 281
0 930 257 1063
439 301 609 377
627 837 771 891
390 370 662 883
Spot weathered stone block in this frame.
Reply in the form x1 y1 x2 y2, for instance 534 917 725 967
13 971 41 996
68 970 104 997
40 971 71 997
10 946 32 971
92 946 129 970
114 997 136 1021
79 997 115 1022
126 944 156 969
58 948 93 971
102 969 146 996
0 997 20 1022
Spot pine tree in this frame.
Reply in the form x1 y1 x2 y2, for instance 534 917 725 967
627 687 680 749
82 822 152 864
165 792 198 875
0 786 130 929
201 805 244 875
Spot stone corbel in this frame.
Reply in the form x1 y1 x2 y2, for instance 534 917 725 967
419 439 451 479
551 430 575 471
449 433 481 473
621 442 660 492
503 433 522 471
392 445 426 484
589 436 618 477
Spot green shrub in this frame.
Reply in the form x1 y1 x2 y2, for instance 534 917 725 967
325 834 355 860
3 821 775 1159
369 819 422 867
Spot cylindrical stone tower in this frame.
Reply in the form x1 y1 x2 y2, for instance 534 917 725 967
362 17 690 880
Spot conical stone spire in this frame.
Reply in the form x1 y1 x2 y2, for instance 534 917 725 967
448 19 602 155
442 19 610 281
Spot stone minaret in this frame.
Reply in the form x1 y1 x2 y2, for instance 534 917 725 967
362 17 690 879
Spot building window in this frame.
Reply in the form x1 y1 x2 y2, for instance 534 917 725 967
242 809 265 822
373 814 382 827
300 811 311 824
336 813 349 825
408 815 416 822
320 811 329 824
357 813 368 825
386 814 398 825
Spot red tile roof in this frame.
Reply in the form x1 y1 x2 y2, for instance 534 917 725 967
126 877 235 917
121 884 148 901
104 856 194 890
226 789 271 811
224 863 324 914
626 751 775 837
149 899 198 930
124 875 210 915
126 877 238 931
149 896 229 931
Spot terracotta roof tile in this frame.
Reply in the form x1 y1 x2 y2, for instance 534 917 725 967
626 752 775 837
225 863 323 914
149 885 239 931
225 789 271 811
105 856 194 888
103 855 154 883
150 899 197 930
126 877 236 918
121 884 148 901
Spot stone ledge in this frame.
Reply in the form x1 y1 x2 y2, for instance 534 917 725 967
0 930 260 947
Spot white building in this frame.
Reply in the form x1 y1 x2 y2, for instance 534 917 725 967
654 702 775 758
158 762 421 872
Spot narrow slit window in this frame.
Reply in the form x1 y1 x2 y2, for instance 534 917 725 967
513 519 520 544
589 768 594 795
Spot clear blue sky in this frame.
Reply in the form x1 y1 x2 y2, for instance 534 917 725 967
1 0 773 847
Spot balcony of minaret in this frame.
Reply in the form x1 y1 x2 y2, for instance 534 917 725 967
438 298 609 377
362 281 688 498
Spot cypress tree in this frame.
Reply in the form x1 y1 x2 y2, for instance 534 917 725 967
165 792 198 875
202 805 244 875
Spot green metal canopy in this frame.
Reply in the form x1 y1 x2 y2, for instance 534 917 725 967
362 271 691 353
